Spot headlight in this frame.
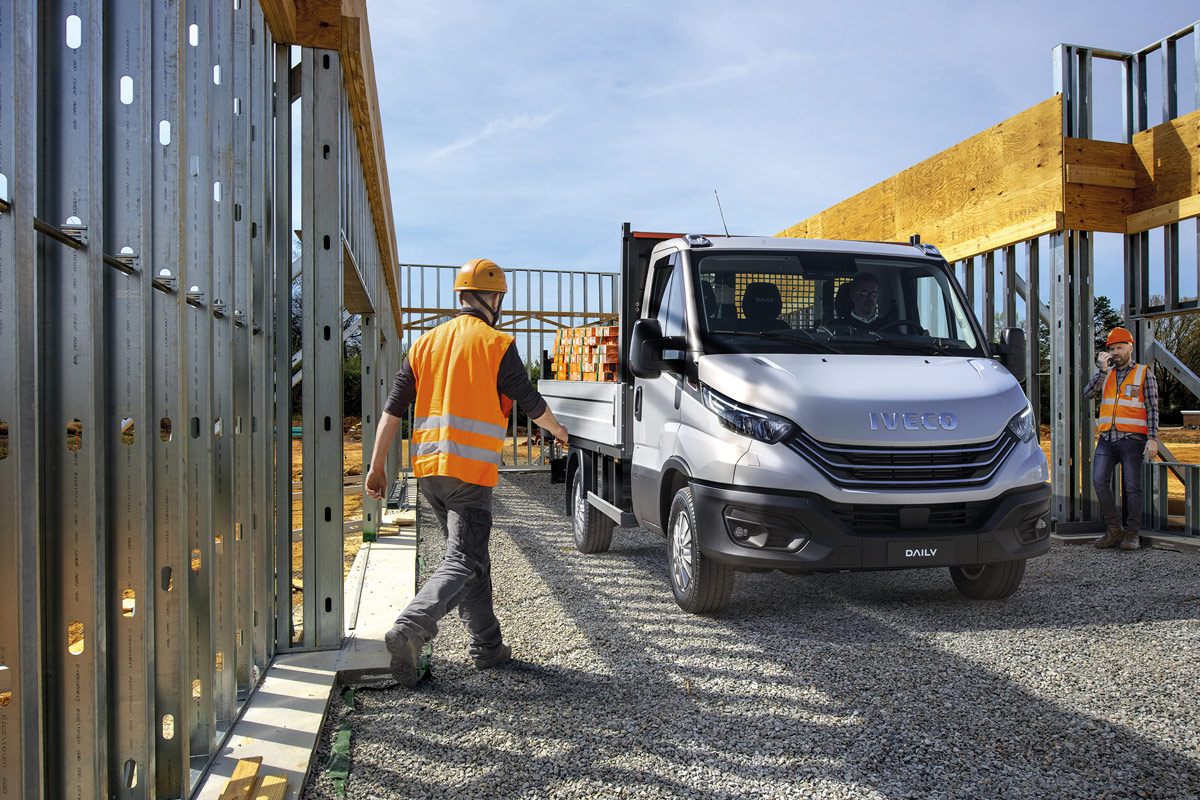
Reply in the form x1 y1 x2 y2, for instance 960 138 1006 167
700 385 794 444
1007 403 1035 442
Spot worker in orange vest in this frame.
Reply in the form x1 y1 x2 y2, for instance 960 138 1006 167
365 258 568 686
1085 327 1158 551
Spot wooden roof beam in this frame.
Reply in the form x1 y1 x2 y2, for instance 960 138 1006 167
260 0 403 335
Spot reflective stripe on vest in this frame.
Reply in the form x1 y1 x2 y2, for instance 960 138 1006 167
409 315 514 486
1097 363 1148 435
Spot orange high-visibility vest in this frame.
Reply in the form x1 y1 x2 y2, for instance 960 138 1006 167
409 315 514 486
1097 363 1148 435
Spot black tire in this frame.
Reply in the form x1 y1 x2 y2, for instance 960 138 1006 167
570 467 613 554
667 486 733 613
949 559 1026 600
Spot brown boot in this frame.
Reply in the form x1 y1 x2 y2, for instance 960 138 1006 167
1094 528 1123 549
1118 530 1141 551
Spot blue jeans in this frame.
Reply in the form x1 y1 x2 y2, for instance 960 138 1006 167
393 475 504 660
1092 436 1144 532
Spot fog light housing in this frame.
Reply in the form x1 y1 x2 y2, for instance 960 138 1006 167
724 508 809 551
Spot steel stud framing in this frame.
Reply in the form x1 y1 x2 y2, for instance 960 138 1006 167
0 1 397 795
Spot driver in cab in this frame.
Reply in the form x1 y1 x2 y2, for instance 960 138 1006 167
835 272 886 330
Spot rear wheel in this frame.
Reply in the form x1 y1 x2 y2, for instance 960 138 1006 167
668 486 733 613
571 467 612 553
949 559 1026 599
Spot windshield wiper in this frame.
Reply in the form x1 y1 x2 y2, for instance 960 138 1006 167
876 339 969 356
756 329 842 353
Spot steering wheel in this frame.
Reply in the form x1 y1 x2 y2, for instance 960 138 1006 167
872 319 924 335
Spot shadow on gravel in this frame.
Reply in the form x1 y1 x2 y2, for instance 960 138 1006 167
307 474 1200 800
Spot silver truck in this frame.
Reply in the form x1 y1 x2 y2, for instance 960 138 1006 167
540 225 1050 613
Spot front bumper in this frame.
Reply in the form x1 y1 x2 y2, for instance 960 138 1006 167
690 481 1051 571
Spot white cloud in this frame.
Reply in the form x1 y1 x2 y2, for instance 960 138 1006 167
642 49 819 98
421 110 562 165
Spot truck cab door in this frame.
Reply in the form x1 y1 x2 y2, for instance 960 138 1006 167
631 252 687 532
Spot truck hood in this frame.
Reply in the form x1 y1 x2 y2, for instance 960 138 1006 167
697 353 1028 445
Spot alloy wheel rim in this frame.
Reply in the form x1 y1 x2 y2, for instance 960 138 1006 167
573 474 585 539
671 512 693 591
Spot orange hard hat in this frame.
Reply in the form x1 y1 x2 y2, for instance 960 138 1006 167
1106 327 1134 346
454 258 507 293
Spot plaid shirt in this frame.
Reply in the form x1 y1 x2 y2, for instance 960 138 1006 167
1084 361 1158 441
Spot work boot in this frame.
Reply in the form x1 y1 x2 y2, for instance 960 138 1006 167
473 641 512 671
1093 528 1123 549
384 627 423 687
1118 530 1142 551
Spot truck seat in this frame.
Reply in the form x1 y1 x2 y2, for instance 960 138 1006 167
740 282 788 331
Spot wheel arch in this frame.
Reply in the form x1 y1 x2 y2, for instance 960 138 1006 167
657 456 691 535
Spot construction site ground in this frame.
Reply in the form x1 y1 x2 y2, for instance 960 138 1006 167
297 471 1199 800
196 421 1200 799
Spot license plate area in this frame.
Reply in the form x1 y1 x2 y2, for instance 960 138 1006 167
887 540 953 566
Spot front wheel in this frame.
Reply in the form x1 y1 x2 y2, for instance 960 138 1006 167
668 486 733 613
949 560 1026 600
571 467 612 553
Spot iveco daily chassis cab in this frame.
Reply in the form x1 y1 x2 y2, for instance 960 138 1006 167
540 225 1050 613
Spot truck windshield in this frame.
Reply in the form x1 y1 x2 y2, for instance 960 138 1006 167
694 251 984 357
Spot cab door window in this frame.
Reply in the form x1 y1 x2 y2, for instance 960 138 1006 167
649 254 687 358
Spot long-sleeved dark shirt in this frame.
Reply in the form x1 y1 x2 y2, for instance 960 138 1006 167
383 308 547 421
1084 361 1159 441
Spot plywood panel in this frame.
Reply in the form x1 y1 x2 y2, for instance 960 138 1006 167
1132 108 1200 210
778 96 1064 262
1065 184 1132 232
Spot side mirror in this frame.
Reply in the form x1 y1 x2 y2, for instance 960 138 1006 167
629 318 685 379
997 327 1027 383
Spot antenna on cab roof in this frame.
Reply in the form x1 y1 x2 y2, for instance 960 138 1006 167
713 190 731 237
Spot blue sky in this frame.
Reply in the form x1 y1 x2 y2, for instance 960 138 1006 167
362 1 1198 305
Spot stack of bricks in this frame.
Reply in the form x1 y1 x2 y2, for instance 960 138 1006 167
552 325 619 382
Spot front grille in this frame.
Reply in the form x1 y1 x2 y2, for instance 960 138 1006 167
786 428 1017 490
830 499 994 532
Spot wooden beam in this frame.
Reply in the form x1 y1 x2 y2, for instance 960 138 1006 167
778 96 1064 259
258 0 297 42
940 211 1063 264
339 1 403 335
1132 107 1200 212
1127 194 1200 234
295 0 342 49
1065 163 1136 188
261 0 403 335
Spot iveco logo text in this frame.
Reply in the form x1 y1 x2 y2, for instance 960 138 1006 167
906 548 938 558
868 412 957 431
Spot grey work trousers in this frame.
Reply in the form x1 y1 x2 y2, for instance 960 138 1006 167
393 475 503 660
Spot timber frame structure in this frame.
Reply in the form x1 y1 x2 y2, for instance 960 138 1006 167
0 0 403 798
780 22 1200 536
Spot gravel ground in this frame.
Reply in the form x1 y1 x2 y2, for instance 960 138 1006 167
304 472 1200 800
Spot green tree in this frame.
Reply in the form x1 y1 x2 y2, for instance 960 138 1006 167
1092 295 1124 353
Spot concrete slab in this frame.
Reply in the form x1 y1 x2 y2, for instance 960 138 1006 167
192 524 418 800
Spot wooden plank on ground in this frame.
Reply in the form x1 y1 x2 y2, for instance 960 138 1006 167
251 774 289 800
218 757 263 800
